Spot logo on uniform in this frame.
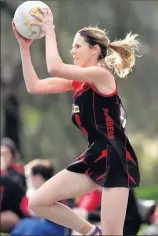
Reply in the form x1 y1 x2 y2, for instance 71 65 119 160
72 104 80 113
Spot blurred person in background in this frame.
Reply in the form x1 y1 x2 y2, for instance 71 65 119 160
24 159 54 197
0 137 27 233
73 188 102 221
0 176 26 232
142 206 158 236
75 188 102 212
12 6 141 235
1 137 26 190
11 160 72 235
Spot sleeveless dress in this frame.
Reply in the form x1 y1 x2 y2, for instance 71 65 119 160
67 75 140 188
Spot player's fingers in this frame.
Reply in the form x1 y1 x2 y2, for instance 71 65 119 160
29 22 42 27
37 7 49 16
12 20 15 28
36 7 45 15
12 21 18 34
30 11 42 21
12 22 23 39
12 19 16 28
47 8 53 16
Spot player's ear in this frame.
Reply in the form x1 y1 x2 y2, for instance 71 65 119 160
92 44 100 56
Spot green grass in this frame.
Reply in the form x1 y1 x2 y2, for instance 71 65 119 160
135 185 158 202
137 224 148 235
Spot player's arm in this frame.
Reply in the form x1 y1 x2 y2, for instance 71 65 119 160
27 77 73 94
20 47 73 94
30 10 112 85
45 31 110 84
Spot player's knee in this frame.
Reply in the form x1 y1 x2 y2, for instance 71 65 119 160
28 195 37 212
28 191 57 213
28 193 43 212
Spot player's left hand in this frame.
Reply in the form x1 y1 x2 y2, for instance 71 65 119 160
30 7 54 35
12 20 33 48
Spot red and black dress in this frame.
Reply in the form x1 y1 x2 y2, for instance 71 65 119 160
67 72 140 188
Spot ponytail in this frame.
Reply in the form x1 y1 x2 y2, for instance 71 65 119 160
103 32 140 78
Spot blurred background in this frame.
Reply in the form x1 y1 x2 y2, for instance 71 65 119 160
1 0 158 235
1 0 158 185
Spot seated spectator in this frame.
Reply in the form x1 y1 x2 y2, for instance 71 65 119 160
11 160 72 235
1 137 26 190
0 176 26 232
76 188 101 212
0 138 27 233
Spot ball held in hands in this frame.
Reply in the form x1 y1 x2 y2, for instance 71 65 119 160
14 1 52 40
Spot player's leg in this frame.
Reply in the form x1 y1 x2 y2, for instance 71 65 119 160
101 187 129 235
28 169 100 235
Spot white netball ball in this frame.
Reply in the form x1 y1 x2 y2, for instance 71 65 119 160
14 1 51 39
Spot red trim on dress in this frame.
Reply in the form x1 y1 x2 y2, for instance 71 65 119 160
74 114 88 136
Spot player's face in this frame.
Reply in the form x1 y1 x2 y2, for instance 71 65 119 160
70 33 94 67
0 145 13 170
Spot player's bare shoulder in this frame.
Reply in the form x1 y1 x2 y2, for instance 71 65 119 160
93 66 116 95
94 66 114 84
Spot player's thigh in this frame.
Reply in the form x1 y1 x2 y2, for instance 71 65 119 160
29 169 98 207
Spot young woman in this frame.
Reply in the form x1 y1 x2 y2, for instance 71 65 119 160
12 7 140 235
